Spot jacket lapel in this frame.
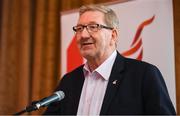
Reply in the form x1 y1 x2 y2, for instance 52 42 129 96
100 52 125 114
71 66 85 114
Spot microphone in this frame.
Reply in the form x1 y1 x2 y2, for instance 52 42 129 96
33 90 65 109
14 91 65 115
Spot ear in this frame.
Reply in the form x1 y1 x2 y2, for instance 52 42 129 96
111 28 119 44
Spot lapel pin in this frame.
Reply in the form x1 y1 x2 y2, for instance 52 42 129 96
112 80 118 85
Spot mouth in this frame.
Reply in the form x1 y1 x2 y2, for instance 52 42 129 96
81 42 94 50
82 42 93 46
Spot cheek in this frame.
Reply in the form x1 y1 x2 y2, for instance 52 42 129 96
76 36 80 44
75 38 81 50
96 38 107 49
103 33 112 45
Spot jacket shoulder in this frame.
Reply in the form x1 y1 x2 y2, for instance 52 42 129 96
124 57 158 71
63 65 84 78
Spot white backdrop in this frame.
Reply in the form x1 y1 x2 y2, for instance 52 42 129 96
61 0 176 108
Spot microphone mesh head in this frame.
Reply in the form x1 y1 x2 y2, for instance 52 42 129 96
54 91 65 101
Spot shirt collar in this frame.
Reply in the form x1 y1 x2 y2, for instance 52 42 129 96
83 50 117 81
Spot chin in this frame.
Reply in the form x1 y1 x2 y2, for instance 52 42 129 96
81 52 94 59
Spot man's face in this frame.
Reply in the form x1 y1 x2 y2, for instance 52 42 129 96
75 11 116 60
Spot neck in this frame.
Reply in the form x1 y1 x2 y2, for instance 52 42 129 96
87 50 116 71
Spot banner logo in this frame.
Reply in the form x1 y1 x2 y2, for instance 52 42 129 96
122 15 155 60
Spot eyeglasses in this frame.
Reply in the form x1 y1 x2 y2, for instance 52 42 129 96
72 24 113 33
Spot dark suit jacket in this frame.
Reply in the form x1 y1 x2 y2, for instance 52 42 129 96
44 52 176 115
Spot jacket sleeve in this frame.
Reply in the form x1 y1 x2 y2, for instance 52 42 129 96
142 65 176 114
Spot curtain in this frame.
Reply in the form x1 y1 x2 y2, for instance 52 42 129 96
0 0 32 114
0 0 179 115
0 0 60 114
174 0 180 114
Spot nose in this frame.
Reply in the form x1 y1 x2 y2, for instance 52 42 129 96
80 27 91 38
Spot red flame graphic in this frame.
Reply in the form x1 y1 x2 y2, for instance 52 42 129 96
67 36 83 72
67 16 155 73
122 15 155 60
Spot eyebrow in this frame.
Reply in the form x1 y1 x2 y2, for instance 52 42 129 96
77 21 99 26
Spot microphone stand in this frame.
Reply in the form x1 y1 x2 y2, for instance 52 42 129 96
14 101 38 115
14 109 27 115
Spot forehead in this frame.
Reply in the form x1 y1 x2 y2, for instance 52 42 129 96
77 11 105 25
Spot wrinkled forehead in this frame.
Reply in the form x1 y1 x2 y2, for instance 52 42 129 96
77 11 105 25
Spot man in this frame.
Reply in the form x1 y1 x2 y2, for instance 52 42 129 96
44 4 176 115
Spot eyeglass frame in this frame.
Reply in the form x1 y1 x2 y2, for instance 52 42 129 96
72 23 114 34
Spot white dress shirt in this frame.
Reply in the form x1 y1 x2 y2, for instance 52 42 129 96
77 50 117 115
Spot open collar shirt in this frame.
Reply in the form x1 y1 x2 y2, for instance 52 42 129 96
77 50 117 115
